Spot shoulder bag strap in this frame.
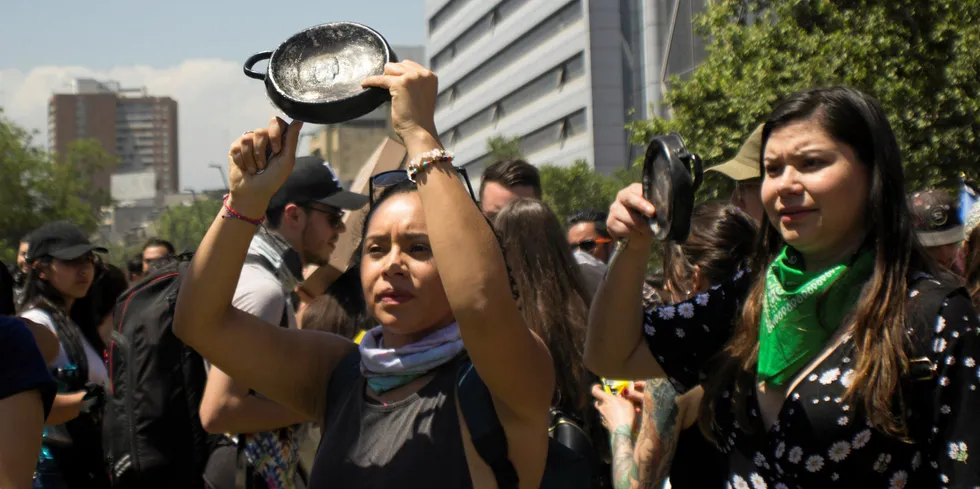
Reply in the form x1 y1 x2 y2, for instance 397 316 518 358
45 305 90 389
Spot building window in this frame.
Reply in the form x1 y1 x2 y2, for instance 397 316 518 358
441 53 586 140
429 0 475 34
435 0 580 98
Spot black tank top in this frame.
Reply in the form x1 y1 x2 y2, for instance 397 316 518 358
309 354 473 489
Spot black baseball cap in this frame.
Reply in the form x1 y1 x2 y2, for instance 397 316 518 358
267 156 368 211
910 189 964 247
27 221 108 262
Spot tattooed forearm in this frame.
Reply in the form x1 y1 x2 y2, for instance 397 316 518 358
635 378 681 488
611 424 639 489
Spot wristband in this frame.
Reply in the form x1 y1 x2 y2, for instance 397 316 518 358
222 194 266 225
406 149 454 183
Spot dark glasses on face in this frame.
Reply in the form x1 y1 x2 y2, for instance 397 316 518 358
302 204 346 227
570 238 612 253
369 167 477 206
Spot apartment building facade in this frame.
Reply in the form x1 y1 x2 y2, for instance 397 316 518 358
425 0 708 186
48 78 179 202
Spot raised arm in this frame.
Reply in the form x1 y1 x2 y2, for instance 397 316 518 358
199 367 309 434
361 62 554 419
173 118 355 421
586 184 665 380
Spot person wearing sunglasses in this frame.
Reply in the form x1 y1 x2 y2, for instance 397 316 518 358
566 210 615 301
140 237 175 275
175 60 553 489
18 221 111 489
197 155 367 489
567 210 615 263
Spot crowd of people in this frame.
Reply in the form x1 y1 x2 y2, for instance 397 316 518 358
1 59 979 489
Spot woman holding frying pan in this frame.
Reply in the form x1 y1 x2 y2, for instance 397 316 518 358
586 87 980 488
173 61 553 488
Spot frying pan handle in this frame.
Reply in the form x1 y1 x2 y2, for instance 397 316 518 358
243 51 273 80
259 129 291 173
689 153 703 192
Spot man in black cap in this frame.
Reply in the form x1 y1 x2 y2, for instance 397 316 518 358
201 156 367 489
910 188 966 273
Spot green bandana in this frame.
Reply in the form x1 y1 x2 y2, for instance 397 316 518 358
757 247 874 386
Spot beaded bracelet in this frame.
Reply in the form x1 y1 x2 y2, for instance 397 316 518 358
221 194 265 226
406 149 454 183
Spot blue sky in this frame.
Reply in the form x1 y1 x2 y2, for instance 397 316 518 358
3 0 425 71
1 0 426 190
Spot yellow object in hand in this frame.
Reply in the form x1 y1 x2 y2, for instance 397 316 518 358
602 378 634 396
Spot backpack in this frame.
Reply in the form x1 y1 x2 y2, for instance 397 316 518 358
103 254 220 489
326 351 593 489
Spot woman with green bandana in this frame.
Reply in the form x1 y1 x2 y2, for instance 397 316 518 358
586 86 980 489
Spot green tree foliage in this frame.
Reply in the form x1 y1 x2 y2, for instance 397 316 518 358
0 114 116 263
153 198 222 254
629 0 980 201
486 135 524 162
540 160 639 222
102 241 145 271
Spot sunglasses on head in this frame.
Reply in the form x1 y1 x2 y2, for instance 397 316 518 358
369 167 477 206
301 203 346 227
570 238 612 253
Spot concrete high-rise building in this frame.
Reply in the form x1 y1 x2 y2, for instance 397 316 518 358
425 0 708 186
306 45 424 186
48 78 179 202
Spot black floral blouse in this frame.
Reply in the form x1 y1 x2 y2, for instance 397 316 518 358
642 269 980 489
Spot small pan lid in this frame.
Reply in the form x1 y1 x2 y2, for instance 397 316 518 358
642 133 704 243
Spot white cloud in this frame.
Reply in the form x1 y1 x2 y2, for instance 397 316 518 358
1 59 313 191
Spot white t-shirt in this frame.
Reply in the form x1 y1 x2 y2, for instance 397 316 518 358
21 308 108 386
574 248 609 299
233 261 298 329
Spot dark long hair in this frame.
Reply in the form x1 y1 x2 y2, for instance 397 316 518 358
660 203 757 300
71 264 128 352
493 198 594 425
965 227 980 310
19 256 71 315
700 86 932 441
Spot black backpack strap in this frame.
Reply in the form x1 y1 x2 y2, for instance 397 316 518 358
906 273 961 376
904 273 963 444
456 357 520 489
43 304 90 390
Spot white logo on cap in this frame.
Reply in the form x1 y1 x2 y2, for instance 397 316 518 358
323 161 341 186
